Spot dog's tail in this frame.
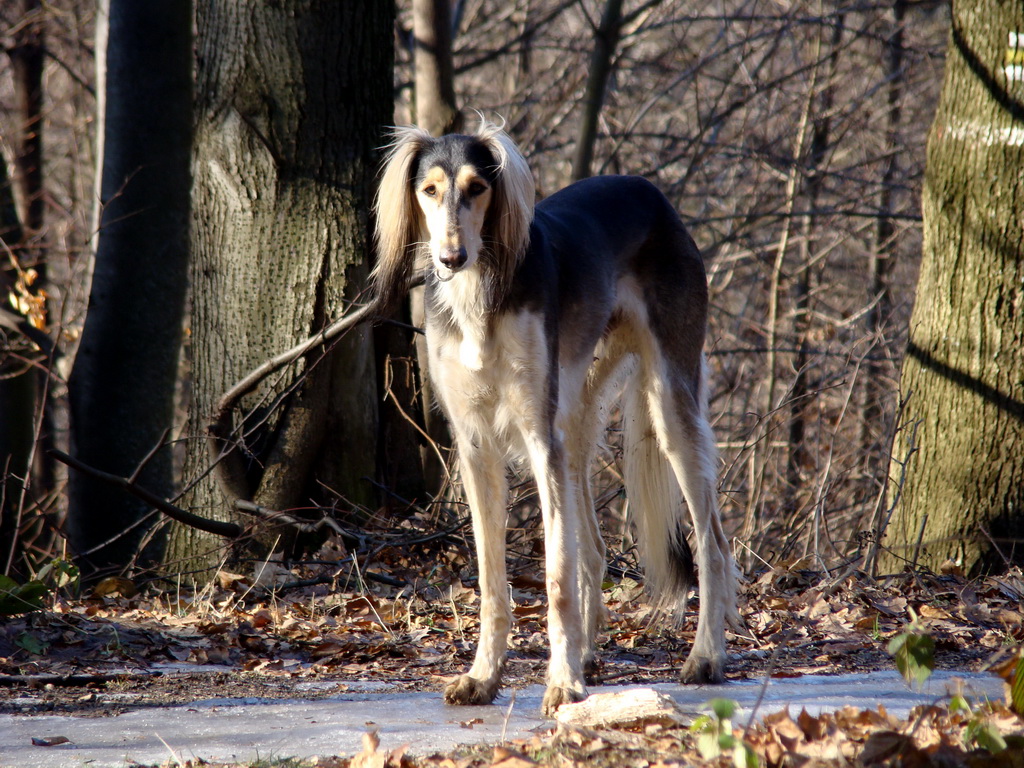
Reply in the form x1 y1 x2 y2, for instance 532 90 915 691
620 376 695 620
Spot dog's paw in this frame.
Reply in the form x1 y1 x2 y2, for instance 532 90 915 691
541 683 586 717
680 654 726 685
444 674 500 706
582 654 602 685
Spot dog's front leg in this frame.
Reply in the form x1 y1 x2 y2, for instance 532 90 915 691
530 439 587 716
444 446 511 707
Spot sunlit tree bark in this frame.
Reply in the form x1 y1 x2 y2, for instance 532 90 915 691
881 0 1024 574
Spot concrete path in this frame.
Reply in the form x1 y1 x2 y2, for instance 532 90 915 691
0 671 1003 768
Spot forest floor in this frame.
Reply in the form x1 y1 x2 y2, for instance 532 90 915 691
1 525 1023 766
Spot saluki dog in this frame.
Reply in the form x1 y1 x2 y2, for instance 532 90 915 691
372 121 738 716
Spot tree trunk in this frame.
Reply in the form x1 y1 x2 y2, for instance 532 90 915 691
861 0 906 461
413 0 461 136
571 0 624 182
788 13 844 506
172 2 394 574
880 0 1024 574
0 156 34 579
67 0 193 578
7 0 45 241
1 0 47 579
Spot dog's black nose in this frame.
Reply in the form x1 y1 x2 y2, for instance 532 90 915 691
439 246 467 270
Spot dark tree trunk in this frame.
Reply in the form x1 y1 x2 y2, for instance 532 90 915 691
1 0 45 578
0 157 34 578
880 0 1024 574
413 0 461 136
7 0 45 240
172 2 395 573
571 0 624 182
67 0 193 578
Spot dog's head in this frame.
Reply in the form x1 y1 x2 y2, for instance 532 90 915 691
372 121 534 314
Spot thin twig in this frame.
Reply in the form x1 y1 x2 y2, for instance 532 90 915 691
234 499 345 536
278 569 406 590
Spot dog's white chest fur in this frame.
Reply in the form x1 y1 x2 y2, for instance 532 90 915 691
432 268 492 371
428 282 549 456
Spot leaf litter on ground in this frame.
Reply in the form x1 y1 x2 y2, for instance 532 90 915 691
1 528 1023 766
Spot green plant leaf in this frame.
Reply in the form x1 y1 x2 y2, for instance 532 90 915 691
15 631 48 655
695 729 722 759
733 741 759 768
888 630 934 689
49 559 80 589
689 714 713 732
0 576 50 615
710 697 738 721
949 694 972 715
1010 655 1024 716
965 719 1008 753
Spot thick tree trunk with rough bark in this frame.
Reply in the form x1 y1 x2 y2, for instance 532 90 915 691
171 2 394 573
67 0 192 578
881 0 1024 574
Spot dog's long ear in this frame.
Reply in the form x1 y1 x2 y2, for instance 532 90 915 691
476 122 534 269
372 127 432 315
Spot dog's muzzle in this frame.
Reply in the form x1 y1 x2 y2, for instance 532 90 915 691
439 245 468 271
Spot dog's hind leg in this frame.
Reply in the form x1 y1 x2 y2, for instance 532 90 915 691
567 343 632 680
568 417 607 683
444 441 512 706
644 357 735 684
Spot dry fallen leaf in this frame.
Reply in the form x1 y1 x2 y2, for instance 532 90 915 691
490 745 538 767
91 576 137 598
351 730 386 768
216 570 250 590
31 735 70 747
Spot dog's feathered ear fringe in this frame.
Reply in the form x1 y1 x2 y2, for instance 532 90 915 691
474 121 534 304
372 126 432 316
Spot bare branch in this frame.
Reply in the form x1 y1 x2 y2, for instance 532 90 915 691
51 449 244 539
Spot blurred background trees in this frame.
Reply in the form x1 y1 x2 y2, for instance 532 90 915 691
2 0 1018 584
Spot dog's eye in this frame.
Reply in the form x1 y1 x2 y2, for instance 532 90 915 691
467 181 488 197
422 185 438 198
